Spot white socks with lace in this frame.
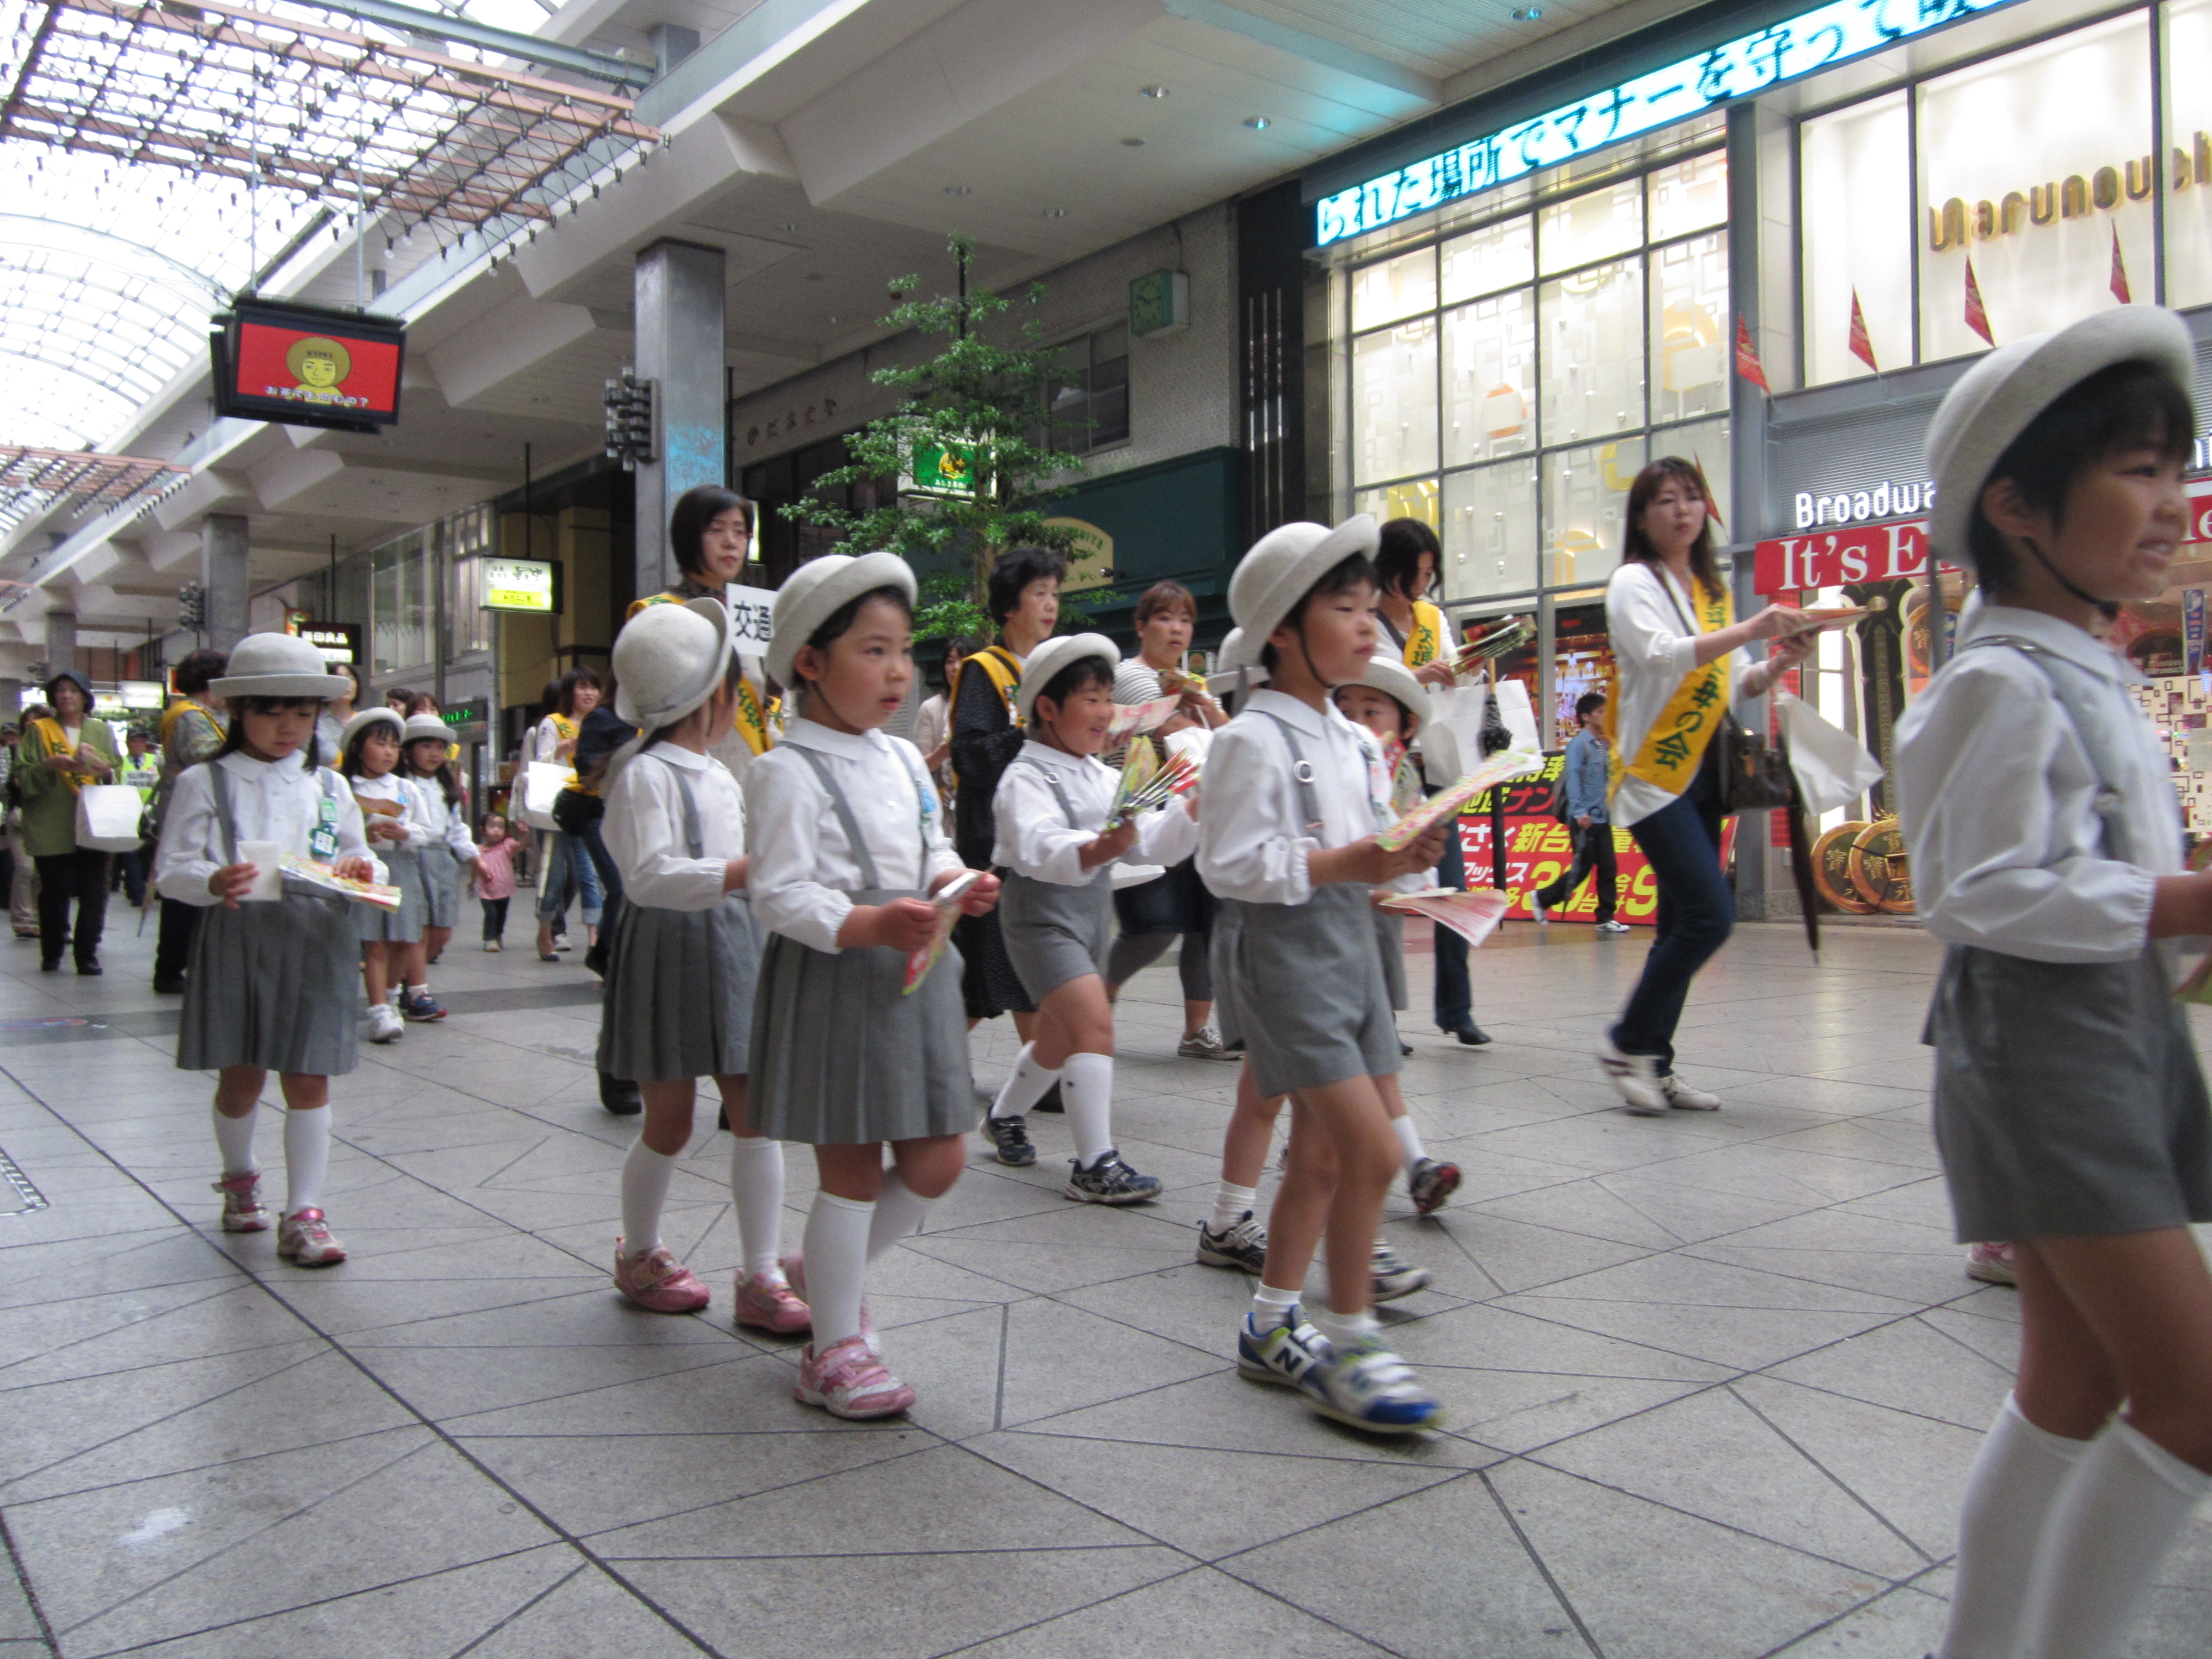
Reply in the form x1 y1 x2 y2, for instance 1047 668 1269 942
990 1043 1060 1120
281 1107 330 1217
728 1135 786 1280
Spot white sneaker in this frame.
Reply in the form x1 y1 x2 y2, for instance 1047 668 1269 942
1596 919 1631 935
366 1001 404 1044
1658 1073 1722 1111
1530 894 1551 926
1595 1039 1668 1115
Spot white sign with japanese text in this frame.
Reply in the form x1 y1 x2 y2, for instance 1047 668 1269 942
726 584 775 659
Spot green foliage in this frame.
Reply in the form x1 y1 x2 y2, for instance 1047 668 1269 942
786 234 1090 638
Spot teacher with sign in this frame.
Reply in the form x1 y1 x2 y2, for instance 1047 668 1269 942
629 486 777 783
1597 458 1813 1117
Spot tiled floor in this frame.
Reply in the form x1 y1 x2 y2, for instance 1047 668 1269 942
1 910 2206 1658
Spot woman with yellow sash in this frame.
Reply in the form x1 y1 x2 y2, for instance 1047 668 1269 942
1597 458 1813 1115
628 486 775 778
17 670 121 974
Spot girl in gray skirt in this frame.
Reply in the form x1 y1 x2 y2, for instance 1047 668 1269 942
595 597 807 1333
399 713 479 1001
1898 307 2212 1659
979 633 1199 1202
341 708 425 1045
744 552 1001 1420
154 633 384 1269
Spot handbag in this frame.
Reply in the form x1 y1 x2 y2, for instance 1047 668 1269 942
75 784 146 852
518 761 571 831
1713 712 1798 816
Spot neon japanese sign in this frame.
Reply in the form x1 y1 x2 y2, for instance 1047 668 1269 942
1313 0 2020 247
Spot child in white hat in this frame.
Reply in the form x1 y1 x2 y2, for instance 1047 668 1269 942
594 597 801 1326
1897 306 2212 1659
338 707 425 1046
743 554 1001 1418
153 633 384 1267
398 712 479 1020
1198 517 1451 1433
978 632 1199 1201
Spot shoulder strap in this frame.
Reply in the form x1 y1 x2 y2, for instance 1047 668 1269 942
1010 752 1082 830
1960 635 2132 863
1255 712 1326 834
952 647 1023 722
650 752 706 860
791 744 884 891
208 760 240 865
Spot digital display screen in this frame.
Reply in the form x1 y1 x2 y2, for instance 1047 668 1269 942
212 304 406 432
483 558 559 614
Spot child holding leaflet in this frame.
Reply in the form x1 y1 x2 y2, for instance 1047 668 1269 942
400 713 477 1010
980 633 1200 1201
156 634 384 1267
745 554 1000 1418
341 707 422 1045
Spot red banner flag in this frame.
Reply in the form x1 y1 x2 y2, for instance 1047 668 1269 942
1734 314 1770 392
2111 226 2133 304
1965 259 1995 345
1848 288 1877 371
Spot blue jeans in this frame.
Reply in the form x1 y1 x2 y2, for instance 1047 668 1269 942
1433 821 1472 1030
1611 772 1731 1071
534 831 603 928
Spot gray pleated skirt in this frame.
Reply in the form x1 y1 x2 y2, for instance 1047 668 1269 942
356 844 426 944
1925 943 2212 1242
1212 883 1402 1099
179 887 361 1076
1373 905 1408 1013
598 895 761 1082
1001 869 1112 1006
421 847 465 929
747 891 976 1145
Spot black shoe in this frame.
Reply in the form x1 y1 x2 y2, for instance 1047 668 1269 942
599 1073 642 1115
584 942 609 978
984 1113 1036 1167
1400 1042 1413 1057
717 1105 729 1131
76 960 101 977
153 976 186 994
1033 1081 1064 1114
39 958 60 973
1444 1025 1493 1047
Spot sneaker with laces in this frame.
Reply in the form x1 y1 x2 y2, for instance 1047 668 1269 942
401 990 446 1022
1966 1241 2019 1287
277 1208 346 1266
983 1112 1036 1167
1197 1211 1269 1272
795 1333 915 1418
1177 1027 1238 1062
1407 1156 1460 1216
1595 919 1631 935
1658 1073 1723 1112
365 1001 404 1044
1065 1150 1161 1205
1370 1241 1431 1302
733 1268 811 1333
1302 1340 1444 1434
1595 1037 1670 1115
613 1240 711 1313
1237 1308 1329 1389
212 1170 269 1232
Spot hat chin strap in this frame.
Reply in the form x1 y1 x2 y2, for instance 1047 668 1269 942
2020 535 2121 621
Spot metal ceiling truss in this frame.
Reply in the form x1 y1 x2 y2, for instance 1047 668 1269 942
0 444 187 530
0 0 659 231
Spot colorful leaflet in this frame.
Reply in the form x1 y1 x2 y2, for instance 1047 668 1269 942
1453 615 1533 676
1375 747 1545 850
276 854 403 910
1380 886 1513 950
905 870 982 994
1104 697 1180 743
1106 748 1199 829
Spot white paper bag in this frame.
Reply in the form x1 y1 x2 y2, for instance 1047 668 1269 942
1421 684 1489 785
1776 693 1887 815
74 784 144 852
519 761 571 831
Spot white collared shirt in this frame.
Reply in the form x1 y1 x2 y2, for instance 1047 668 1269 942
410 773 478 860
154 752 383 905
346 770 428 846
1897 601 2185 966
743 717 964 953
1198 689 1386 906
1605 560 1758 828
605 744 745 912
990 739 1199 885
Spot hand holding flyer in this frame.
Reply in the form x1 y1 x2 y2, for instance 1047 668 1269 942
1375 747 1545 851
1380 886 1512 950
904 870 982 994
277 854 403 910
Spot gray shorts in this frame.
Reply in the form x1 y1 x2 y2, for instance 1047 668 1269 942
1000 869 1111 1006
1213 884 1401 1098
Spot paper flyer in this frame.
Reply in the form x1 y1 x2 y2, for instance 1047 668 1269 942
1104 697 1179 743
1380 886 1513 950
904 870 982 994
1375 747 1545 851
277 854 403 910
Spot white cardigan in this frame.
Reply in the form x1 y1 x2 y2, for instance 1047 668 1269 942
1603 560 1756 829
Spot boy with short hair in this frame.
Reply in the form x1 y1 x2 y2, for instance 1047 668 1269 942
1532 691 1626 933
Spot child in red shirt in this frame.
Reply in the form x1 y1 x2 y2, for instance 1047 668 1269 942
474 811 523 952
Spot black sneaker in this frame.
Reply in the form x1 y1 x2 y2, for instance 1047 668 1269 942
1444 1025 1493 1047
984 1113 1035 1167
1064 1151 1161 1205
1033 1081 1064 1114
1196 1211 1268 1271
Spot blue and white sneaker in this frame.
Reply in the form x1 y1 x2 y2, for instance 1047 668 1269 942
1237 1308 1329 1390
1303 1340 1444 1434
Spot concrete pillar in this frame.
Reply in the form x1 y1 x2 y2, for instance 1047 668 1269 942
0 678 23 719
1725 101 1780 922
633 239 726 602
203 513 249 654
43 612 76 680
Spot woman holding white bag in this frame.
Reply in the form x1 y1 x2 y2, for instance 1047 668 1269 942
16 670 120 975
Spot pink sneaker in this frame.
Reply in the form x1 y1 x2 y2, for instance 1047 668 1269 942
734 1269 811 1334
276 1208 346 1266
795 1333 915 1419
213 1171 269 1233
613 1240 711 1313
1966 1240 2018 1287
781 1253 873 1350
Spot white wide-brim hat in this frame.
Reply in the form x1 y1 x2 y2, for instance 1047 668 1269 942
208 632 352 701
1226 516 1380 664
1014 633 1119 725
1349 653 1427 734
614 598 733 729
1926 306 2196 564
401 714 450 747
766 552 916 690
338 707 403 752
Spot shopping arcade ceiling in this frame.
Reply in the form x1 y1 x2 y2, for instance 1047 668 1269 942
0 442 186 531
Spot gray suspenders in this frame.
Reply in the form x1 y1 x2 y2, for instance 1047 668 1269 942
790 741 934 891
1009 752 1083 830
650 753 707 860
1960 635 2137 864
207 763 342 866
1257 712 1327 836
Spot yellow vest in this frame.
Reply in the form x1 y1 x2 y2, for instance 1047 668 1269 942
1402 599 1447 670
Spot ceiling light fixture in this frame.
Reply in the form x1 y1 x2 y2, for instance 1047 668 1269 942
1140 84 1168 97
1511 6 1541 17
1243 116 1271 129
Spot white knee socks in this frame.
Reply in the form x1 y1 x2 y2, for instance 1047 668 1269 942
802 1192 873 1349
990 1042 1060 1120
281 1106 330 1217
1391 1114 1427 1175
213 1105 257 1177
728 1136 786 1280
1938 1395 2091 1659
2014 1420 2211 1659
619 1140 677 1260
867 1173 933 1260
1061 1052 1115 1168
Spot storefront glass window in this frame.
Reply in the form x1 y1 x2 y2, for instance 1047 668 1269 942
1646 150 1730 242
1649 231 1730 423
1441 457 1539 601
2163 0 2212 307
1353 318 1439 487
1441 216 1535 304
1538 259 1645 446
1350 246 1438 331
1541 437 1646 592
1537 179 1643 276
1443 289 1537 465
369 530 430 677
1799 91 1913 384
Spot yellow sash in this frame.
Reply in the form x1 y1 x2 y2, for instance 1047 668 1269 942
1402 599 1446 669
1609 577 1731 801
946 645 1023 790
629 590 773 755
30 717 91 793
